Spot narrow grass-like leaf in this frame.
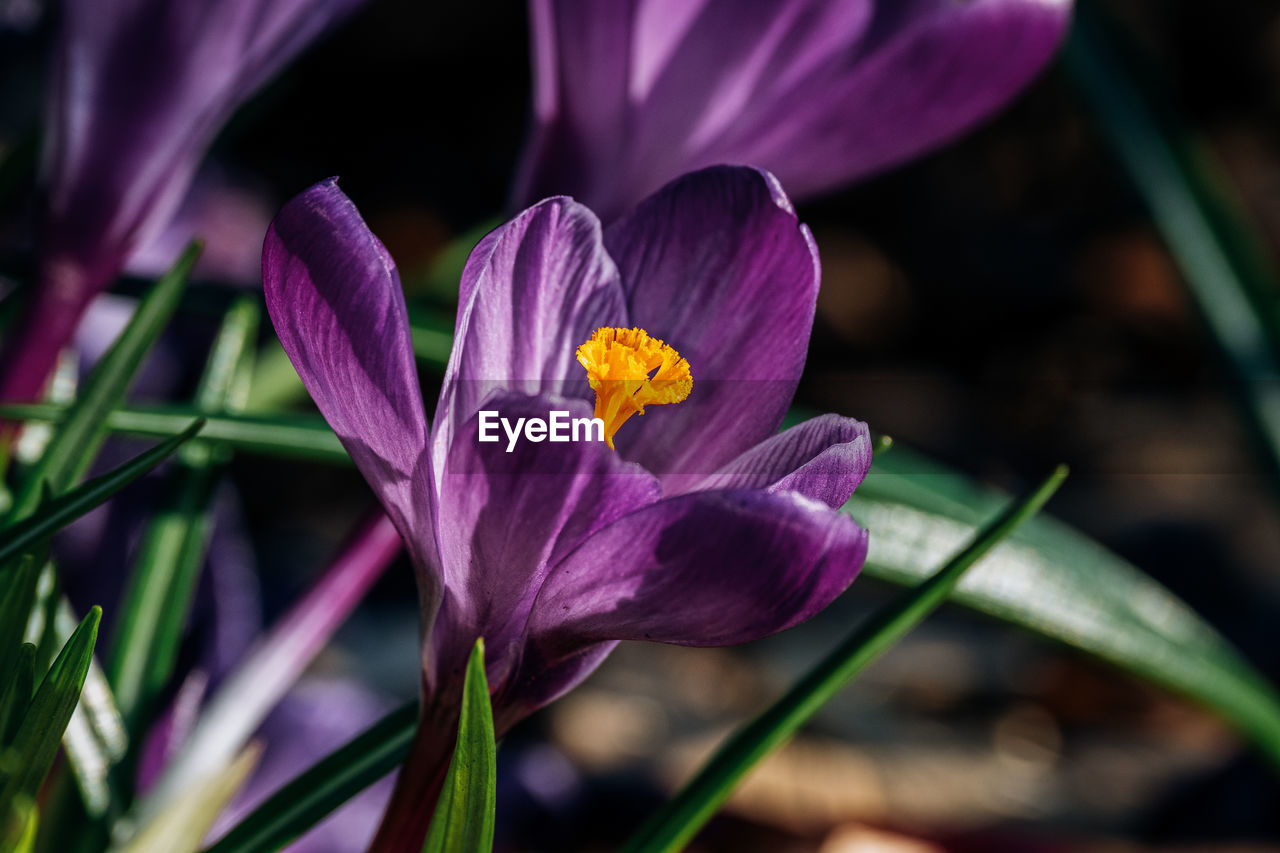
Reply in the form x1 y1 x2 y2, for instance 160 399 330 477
29 603 128 847
124 466 218 721
407 306 458 369
29 562 60 678
0 422 204 566
20 389 1280 768
244 303 457 412
852 445 1280 770
62 654 128 817
244 340 302 413
0 796 36 853
422 639 496 853
404 217 501 303
0 606 100 808
0 404 348 464
0 557 39 689
0 644 35 747
1065 6 1280 486
195 297 260 413
203 702 416 853
8 244 200 521
138 513 403 831
622 466 1068 853
109 298 258 739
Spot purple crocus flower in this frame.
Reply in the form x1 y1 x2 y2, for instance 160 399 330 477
0 0 365 403
511 0 1073 222
263 166 872 850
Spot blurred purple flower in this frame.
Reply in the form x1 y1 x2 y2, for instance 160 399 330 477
126 167 275 286
264 166 872 849
0 0 365 403
512 0 1073 222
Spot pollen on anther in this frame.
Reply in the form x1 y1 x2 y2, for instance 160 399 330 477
575 327 691 449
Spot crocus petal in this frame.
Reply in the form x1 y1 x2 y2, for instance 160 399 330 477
263 179 437 573
433 197 628 484
513 0 1071 220
604 166 819 487
1 0 365 403
691 414 872 507
523 488 867 688
430 393 658 694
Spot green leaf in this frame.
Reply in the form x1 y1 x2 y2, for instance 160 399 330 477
422 639 496 853
0 422 205 567
107 463 217 735
194 296 260 414
0 606 100 809
7 244 200 521
0 644 35 747
1065 6 1280 484
407 306 458 368
29 562 60 680
244 339 303 413
108 298 258 737
404 217 501 303
1 796 37 853
851 445 1280 770
53 596 128 819
621 466 1068 853
0 557 40 689
203 702 416 853
0 404 348 465
21 386 1280 769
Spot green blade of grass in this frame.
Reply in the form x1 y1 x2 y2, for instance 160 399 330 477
202 702 417 853
109 298 258 742
0 404 348 465
0 606 100 810
621 466 1069 853
0 796 37 853
1065 4 1280 486
7 244 200 521
0 422 204 566
0 557 40 692
407 306 458 368
0 644 35 748
853 444 1280 770
422 639 496 853
20 390 1280 770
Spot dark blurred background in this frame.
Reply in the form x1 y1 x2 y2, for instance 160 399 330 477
6 0 1280 850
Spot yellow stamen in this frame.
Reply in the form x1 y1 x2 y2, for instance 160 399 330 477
575 327 692 448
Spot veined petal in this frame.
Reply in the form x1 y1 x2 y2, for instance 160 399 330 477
2 0 366 403
524 488 866 669
263 179 437 574
604 166 819 486
691 414 872 506
430 393 658 696
433 197 628 486
44 0 366 262
725 0 1074 201
514 0 1071 219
